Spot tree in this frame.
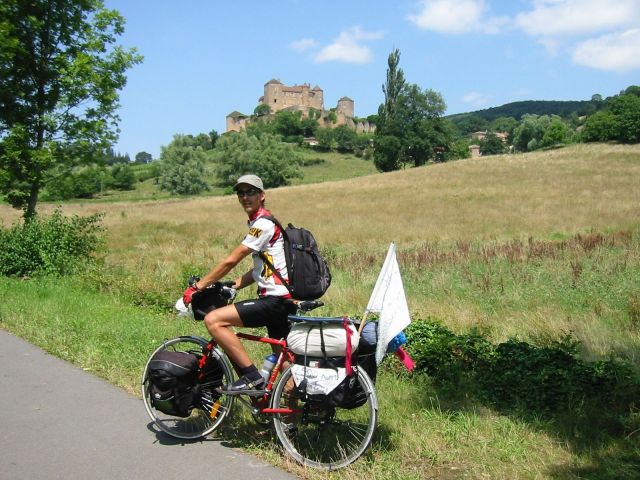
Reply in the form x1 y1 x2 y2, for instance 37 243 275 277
253 104 271 117
213 131 302 189
374 49 405 171
395 83 450 166
314 127 335 151
540 118 572 148
157 135 209 195
374 49 451 170
490 117 518 140
453 115 489 137
0 0 142 219
479 132 506 156
135 151 153 164
608 93 640 143
109 162 135 190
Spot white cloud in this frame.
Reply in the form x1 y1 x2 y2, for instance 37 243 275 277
290 38 318 52
572 28 640 72
313 26 385 64
407 0 507 34
461 91 491 107
515 0 640 37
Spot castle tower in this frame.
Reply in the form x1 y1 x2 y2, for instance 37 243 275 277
263 79 283 112
337 96 354 118
311 85 324 111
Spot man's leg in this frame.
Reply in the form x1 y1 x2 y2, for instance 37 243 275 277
204 304 251 368
204 304 265 394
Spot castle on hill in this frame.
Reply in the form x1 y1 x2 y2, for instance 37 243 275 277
226 79 375 134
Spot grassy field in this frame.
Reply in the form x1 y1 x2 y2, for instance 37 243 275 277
1 142 639 478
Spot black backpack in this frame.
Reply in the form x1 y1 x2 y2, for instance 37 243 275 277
260 216 331 301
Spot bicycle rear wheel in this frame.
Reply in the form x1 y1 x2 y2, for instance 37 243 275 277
271 366 378 470
141 336 234 439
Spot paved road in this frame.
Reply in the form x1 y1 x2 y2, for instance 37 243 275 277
0 329 297 480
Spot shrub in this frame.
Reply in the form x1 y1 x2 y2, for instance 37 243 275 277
405 320 640 418
0 209 104 277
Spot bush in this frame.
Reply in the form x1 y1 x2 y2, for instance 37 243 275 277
405 319 640 418
0 209 104 277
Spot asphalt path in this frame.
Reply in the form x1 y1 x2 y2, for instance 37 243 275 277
0 329 297 480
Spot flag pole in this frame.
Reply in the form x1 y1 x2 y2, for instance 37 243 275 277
358 310 370 334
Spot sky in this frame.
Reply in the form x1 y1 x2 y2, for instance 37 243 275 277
104 0 640 159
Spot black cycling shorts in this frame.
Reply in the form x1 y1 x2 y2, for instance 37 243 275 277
234 296 295 340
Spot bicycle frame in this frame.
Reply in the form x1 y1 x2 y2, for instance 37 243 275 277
199 331 299 416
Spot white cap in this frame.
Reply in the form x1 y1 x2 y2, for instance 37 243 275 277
233 174 264 192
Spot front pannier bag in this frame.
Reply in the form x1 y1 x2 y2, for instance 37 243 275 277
148 350 200 417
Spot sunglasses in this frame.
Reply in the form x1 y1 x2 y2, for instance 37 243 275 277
236 188 261 198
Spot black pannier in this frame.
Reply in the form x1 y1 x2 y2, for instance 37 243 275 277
148 350 200 417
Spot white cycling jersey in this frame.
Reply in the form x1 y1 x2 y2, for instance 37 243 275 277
241 208 290 298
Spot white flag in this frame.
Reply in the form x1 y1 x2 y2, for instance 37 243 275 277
366 243 411 364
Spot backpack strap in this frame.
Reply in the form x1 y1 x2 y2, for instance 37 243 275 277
258 215 293 295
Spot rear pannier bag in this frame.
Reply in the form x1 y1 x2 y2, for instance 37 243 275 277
287 321 359 357
148 350 200 417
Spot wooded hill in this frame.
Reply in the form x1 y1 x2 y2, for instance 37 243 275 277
447 99 598 124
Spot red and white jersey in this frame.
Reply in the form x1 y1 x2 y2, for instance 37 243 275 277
241 208 290 297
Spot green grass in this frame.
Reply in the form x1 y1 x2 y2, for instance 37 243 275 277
291 149 378 185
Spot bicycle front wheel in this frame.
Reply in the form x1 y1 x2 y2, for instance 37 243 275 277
141 336 234 439
271 366 378 470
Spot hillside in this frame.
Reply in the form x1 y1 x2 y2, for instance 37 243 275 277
447 99 598 123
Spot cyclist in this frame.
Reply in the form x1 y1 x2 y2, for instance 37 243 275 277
182 174 293 395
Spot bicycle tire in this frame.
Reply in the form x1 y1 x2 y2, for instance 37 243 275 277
271 366 378 470
141 336 235 439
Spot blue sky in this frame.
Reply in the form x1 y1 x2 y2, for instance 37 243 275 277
104 0 640 159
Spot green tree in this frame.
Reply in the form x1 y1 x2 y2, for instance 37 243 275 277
453 115 489 137
135 151 153 164
209 129 219 148
479 132 506 156
582 110 614 142
609 93 640 143
158 136 209 195
447 138 472 160
332 125 357 152
374 49 405 172
43 165 107 200
540 118 572 148
109 162 135 190
314 128 335 151
273 110 304 142
0 0 142 219
490 117 518 140
395 83 450 166
213 131 302 189
374 49 451 170
512 114 555 152
253 104 272 117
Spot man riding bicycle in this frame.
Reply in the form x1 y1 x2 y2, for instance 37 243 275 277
181 174 294 395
